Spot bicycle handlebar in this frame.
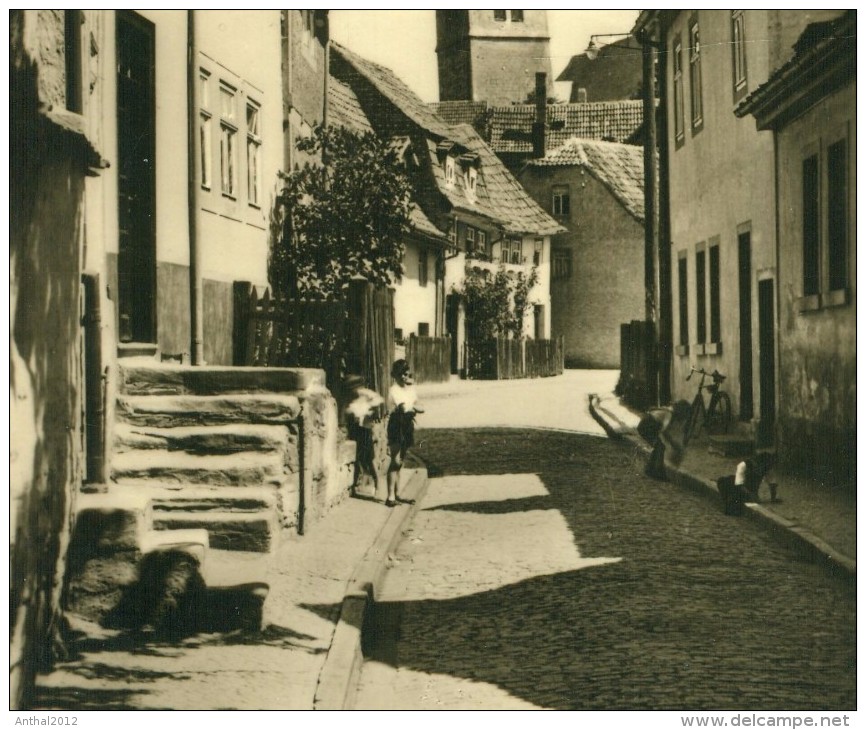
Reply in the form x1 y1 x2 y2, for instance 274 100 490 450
687 366 726 383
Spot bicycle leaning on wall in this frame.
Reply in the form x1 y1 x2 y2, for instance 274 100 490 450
683 366 732 445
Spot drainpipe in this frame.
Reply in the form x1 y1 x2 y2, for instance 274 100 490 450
657 25 672 404
188 9 204 365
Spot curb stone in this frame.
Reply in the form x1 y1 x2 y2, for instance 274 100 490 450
588 394 855 581
313 467 430 710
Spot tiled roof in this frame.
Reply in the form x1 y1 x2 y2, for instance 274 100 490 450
331 42 564 237
427 101 490 128
327 75 445 243
449 124 565 236
331 42 453 139
735 11 854 125
328 76 373 134
528 137 645 222
488 101 644 152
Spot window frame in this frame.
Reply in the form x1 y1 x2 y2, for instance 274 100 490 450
199 69 213 191
246 98 262 208
219 82 239 199
418 246 428 287
673 35 685 148
708 239 721 345
677 252 690 354
444 156 456 187
552 184 570 218
801 149 821 299
533 238 543 266
731 10 748 102
552 249 571 280
688 15 703 134
493 10 507 22
465 225 476 254
826 136 848 294
695 244 707 346
511 10 524 22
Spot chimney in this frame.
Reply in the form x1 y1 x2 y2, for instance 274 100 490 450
577 87 587 104
532 72 547 159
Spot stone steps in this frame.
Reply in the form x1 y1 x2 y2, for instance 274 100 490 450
119 363 324 396
116 394 302 428
113 422 291 455
111 449 289 488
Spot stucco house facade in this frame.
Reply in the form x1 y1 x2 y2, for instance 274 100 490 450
736 12 855 482
520 138 645 368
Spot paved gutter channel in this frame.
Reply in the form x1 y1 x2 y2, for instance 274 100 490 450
313 467 430 710
588 394 855 581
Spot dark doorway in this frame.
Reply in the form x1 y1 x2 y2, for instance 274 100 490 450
533 304 545 340
757 278 776 448
737 231 753 421
445 294 460 374
117 11 156 343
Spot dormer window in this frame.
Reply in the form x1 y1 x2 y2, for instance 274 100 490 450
444 156 456 187
464 167 478 201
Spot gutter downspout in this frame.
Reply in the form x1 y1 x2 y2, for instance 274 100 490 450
188 10 204 365
657 25 672 404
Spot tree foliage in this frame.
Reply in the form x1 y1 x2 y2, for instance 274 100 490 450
459 263 540 340
269 126 413 298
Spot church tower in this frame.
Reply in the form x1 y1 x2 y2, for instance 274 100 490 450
436 10 553 105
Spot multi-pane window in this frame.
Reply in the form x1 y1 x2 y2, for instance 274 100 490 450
199 71 212 189
511 10 524 22
552 250 571 280
678 255 689 348
509 237 523 265
673 37 684 145
533 239 543 266
219 84 238 197
465 225 475 253
827 138 848 292
709 243 721 343
802 154 820 297
689 17 703 131
695 248 707 344
731 11 748 98
418 247 428 287
465 166 478 200
477 230 487 254
246 101 261 207
444 157 456 187
493 10 506 21
552 185 570 217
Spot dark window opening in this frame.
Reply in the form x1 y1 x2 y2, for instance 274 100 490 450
731 10 748 98
689 17 703 130
418 247 428 287
511 10 524 22
65 10 83 113
418 322 430 337
678 256 689 347
696 249 707 344
802 154 820 296
827 139 847 292
709 244 721 343
493 10 507 21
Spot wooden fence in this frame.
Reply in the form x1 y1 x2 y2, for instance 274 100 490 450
233 280 394 404
405 335 452 384
466 336 564 380
615 319 657 409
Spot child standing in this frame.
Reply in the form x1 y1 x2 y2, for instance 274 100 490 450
343 374 384 498
386 359 424 507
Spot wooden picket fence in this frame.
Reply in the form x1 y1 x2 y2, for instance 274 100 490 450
406 334 451 383
233 280 394 403
466 336 564 380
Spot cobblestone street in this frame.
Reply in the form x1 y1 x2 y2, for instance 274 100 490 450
354 429 856 710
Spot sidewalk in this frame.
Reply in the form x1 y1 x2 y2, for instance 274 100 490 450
35 468 429 711
589 391 856 579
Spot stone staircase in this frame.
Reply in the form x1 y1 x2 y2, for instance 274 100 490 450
64 362 357 633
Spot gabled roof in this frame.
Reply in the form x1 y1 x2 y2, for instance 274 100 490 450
488 101 644 152
331 41 454 139
428 101 490 128
328 76 374 134
327 75 445 243
527 137 645 222
735 11 854 130
331 42 564 237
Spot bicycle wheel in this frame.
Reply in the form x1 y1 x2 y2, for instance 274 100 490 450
706 392 732 435
684 398 703 445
